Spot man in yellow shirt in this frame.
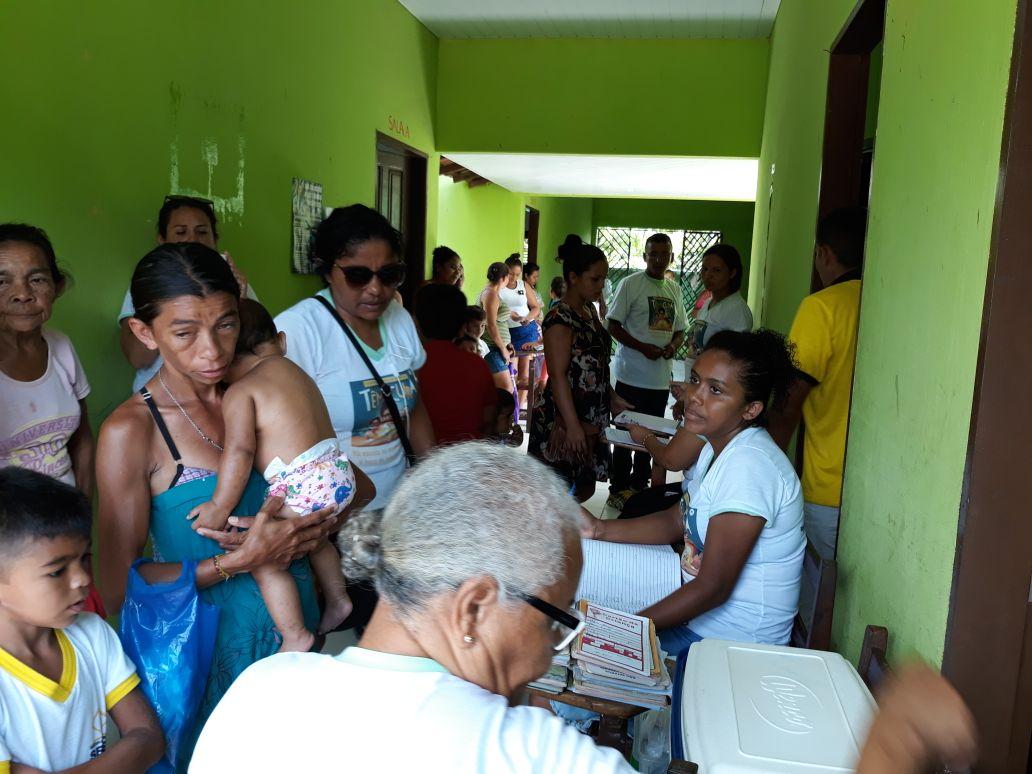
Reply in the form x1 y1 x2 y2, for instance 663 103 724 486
769 207 867 559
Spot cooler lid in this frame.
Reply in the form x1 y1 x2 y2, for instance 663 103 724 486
680 639 876 772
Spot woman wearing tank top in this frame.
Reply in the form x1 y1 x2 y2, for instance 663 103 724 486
499 255 542 412
477 261 516 393
96 244 349 767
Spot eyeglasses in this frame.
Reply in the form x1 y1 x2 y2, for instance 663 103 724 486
334 262 407 289
518 593 586 652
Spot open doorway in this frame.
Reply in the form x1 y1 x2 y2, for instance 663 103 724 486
375 132 427 307
523 206 540 264
795 0 885 505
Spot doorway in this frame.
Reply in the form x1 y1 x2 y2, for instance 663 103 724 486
798 0 886 514
375 132 427 307
523 206 540 264
940 0 1032 769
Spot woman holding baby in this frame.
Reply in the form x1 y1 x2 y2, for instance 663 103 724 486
96 243 368 765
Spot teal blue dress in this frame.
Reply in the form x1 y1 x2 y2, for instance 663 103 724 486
136 386 318 766
149 471 319 765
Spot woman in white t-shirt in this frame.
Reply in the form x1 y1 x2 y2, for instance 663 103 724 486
0 224 93 494
193 443 631 773
582 329 805 656
274 205 434 518
687 244 753 360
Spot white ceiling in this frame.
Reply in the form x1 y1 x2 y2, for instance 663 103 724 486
398 0 780 40
444 153 759 201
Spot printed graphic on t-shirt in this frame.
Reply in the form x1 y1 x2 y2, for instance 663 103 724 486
0 415 78 479
349 371 417 449
689 319 708 356
90 710 108 759
647 297 675 332
680 493 703 579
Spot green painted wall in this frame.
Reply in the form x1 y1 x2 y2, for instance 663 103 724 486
437 39 770 157
436 179 524 294
837 0 1017 664
755 0 1017 664
591 199 755 293
0 0 439 421
435 178 592 297
747 0 858 332
526 195 595 288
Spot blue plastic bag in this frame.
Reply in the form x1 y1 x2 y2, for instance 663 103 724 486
119 559 220 772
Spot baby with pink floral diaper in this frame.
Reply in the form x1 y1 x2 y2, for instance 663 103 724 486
191 300 368 652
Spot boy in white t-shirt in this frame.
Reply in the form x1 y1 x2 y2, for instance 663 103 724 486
0 468 163 771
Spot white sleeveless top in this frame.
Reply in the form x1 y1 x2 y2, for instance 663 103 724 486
499 280 530 327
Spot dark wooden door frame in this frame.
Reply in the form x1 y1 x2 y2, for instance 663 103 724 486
797 0 886 488
524 205 540 265
814 0 885 287
375 132 427 307
942 1 1032 769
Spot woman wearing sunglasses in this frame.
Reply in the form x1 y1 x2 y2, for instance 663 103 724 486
118 195 258 391
193 443 978 774
274 205 434 521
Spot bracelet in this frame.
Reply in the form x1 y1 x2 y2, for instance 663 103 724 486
641 432 657 445
212 553 233 582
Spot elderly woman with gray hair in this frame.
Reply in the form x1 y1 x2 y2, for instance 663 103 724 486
191 443 977 773
191 442 627 771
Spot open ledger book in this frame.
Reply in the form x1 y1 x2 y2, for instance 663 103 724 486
575 539 681 615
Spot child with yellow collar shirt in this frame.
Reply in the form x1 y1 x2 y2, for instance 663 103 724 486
0 468 163 772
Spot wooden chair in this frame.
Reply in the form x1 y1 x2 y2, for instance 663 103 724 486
857 624 891 690
791 540 837 651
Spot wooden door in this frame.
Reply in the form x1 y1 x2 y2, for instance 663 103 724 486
941 2 1032 768
375 133 427 307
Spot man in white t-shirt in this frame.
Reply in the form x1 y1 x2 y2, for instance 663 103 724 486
605 233 687 510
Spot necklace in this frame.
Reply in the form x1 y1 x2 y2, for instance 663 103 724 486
158 369 224 451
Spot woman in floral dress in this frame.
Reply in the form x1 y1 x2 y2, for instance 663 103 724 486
530 243 631 501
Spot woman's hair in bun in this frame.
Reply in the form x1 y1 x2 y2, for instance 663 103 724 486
338 510 383 581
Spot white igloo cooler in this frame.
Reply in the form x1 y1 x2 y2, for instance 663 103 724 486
673 639 876 772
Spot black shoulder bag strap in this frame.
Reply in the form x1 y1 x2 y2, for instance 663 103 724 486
312 295 417 467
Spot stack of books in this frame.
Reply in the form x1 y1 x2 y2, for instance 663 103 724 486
527 650 570 694
568 601 672 710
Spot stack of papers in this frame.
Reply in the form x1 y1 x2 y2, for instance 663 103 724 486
569 601 672 710
604 427 671 451
612 411 680 437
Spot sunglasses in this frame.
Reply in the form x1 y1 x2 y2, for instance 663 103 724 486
518 593 586 652
334 262 407 289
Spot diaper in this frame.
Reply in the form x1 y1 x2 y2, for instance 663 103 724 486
264 438 356 517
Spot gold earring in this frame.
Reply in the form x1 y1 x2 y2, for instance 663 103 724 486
463 634 475 644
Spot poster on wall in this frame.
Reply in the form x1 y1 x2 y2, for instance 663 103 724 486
291 177 323 274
